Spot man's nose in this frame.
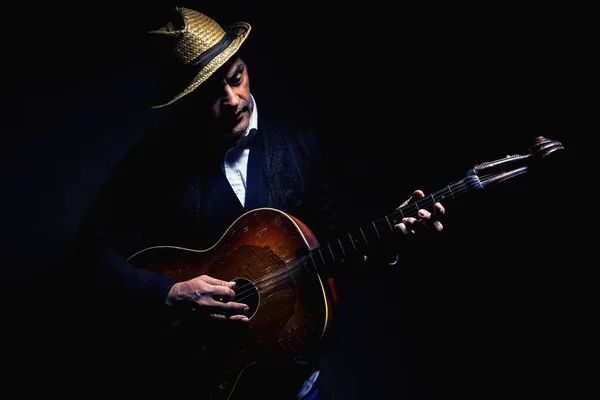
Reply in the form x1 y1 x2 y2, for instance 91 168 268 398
223 85 240 107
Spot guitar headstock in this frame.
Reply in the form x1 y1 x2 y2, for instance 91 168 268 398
472 136 565 174
467 136 565 188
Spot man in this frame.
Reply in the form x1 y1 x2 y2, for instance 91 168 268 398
68 7 445 399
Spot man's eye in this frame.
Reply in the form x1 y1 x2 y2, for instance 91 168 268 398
229 73 242 85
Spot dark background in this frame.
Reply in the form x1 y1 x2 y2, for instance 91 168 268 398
2 2 589 399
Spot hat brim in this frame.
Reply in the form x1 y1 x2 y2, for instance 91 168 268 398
149 21 251 109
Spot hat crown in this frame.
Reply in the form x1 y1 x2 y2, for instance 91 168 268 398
147 7 250 108
150 7 227 66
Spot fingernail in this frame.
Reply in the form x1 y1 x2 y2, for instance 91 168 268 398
418 210 426 217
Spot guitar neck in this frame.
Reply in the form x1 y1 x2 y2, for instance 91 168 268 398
307 136 564 273
309 174 485 271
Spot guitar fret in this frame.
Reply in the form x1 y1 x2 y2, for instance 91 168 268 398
360 227 368 244
327 243 336 262
309 252 318 271
371 221 381 239
348 232 356 250
447 185 455 198
337 238 346 257
385 215 394 231
318 248 326 267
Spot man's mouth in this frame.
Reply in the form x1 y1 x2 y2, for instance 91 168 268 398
234 108 247 121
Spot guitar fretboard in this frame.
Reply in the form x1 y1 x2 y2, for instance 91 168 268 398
306 174 484 272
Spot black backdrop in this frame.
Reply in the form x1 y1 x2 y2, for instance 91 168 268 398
2 2 588 399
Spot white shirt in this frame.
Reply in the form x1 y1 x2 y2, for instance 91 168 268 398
223 94 258 207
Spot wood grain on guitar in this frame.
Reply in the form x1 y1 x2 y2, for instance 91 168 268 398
127 136 564 400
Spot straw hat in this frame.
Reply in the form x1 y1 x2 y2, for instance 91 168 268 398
148 7 251 108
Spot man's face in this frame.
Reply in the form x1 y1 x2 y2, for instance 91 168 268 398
194 56 253 138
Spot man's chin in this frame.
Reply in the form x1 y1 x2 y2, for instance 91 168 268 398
219 122 248 139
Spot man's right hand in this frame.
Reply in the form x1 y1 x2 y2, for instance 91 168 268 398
166 274 249 322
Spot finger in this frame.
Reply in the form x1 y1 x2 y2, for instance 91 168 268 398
398 189 425 208
417 208 431 221
219 301 250 314
209 313 249 322
412 189 425 199
211 286 237 302
211 302 250 321
403 217 418 226
395 217 418 235
200 274 236 288
433 202 445 216
432 202 445 232
208 313 227 321
417 208 445 232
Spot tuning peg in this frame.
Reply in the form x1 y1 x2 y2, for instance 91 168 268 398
530 136 565 160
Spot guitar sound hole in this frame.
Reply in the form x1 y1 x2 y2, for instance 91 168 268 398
232 278 259 319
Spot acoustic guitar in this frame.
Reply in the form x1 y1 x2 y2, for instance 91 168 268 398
127 136 564 399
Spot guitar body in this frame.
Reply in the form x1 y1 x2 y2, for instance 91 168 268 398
127 207 338 399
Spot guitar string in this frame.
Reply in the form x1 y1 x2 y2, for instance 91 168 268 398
233 254 311 302
232 176 488 302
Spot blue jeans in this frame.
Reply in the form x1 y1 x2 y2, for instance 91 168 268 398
303 387 320 400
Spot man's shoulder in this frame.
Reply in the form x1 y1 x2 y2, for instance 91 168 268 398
259 115 322 152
